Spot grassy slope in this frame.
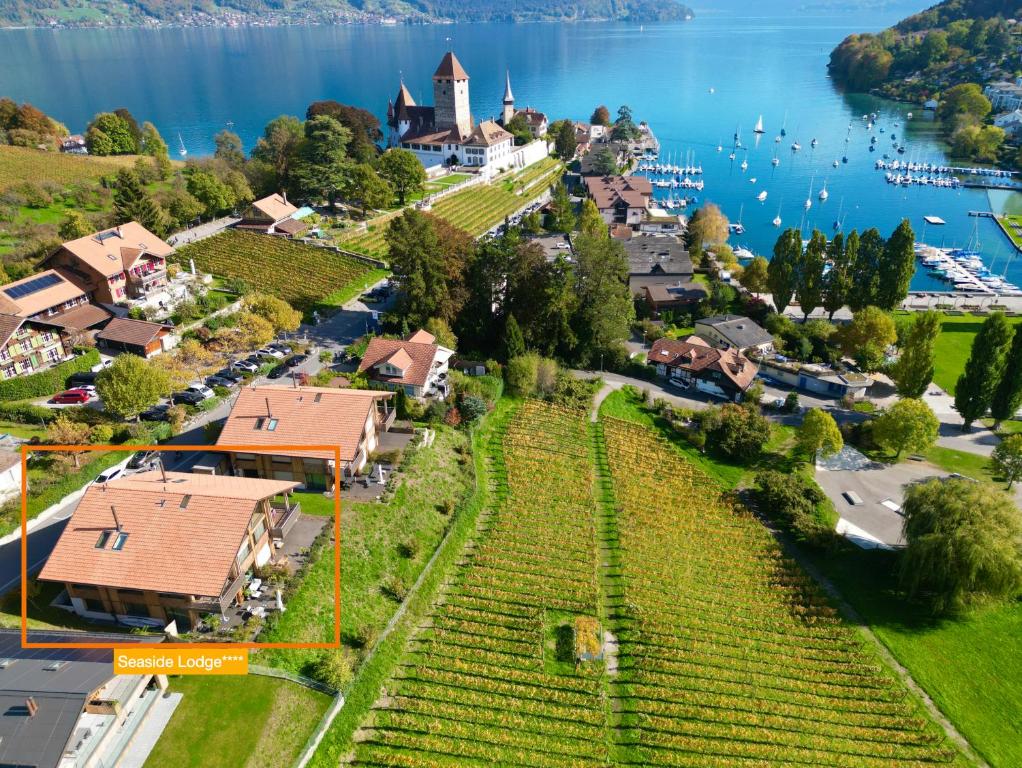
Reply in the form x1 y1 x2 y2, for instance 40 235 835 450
0 146 146 189
142 675 330 768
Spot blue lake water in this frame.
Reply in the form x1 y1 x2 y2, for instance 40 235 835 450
2 2 1020 290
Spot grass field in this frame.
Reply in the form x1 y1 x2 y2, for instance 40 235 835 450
0 145 148 190
996 214 1022 249
926 311 1022 393
143 675 330 768
171 230 383 317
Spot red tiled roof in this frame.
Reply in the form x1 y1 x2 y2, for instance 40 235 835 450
648 335 758 391
359 338 439 388
96 318 168 347
433 51 469 80
584 175 652 211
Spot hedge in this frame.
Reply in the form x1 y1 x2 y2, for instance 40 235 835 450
0 349 100 402
0 401 58 425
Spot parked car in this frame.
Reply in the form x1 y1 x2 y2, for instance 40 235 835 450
269 342 293 355
206 374 234 389
284 354 307 369
171 391 205 406
184 383 215 401
128 450 160 470
213 368 244 384
68 371 98 387
267 364 288 379
232 359 259 373
140 404 172 422
92 466 124 484
51 389 91 404
257 347 285 360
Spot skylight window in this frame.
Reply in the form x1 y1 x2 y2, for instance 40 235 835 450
95 531 111 548
0 659 15 669
112 533 129 551
179 495 191 509
255 417 265 430
267 418 278 431
43 661 68 671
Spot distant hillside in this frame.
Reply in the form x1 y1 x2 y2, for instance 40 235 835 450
828 0 1021 97
0 0 694 27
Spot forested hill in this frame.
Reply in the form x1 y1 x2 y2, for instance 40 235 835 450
0 0 694 27
828 0 1020 96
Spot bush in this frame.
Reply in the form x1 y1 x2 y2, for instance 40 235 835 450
705 403 771 462
425 401 449 424
89 424 114 444
0 349 100 402
505 353 539 397
459 395 487 423
203 421 223 442
397 536 420 559
783 391 800 413
0 401 57 425
308 651 353 691
753 470 833 544
382 574 409 602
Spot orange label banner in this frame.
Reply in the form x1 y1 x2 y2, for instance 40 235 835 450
114 647 249 675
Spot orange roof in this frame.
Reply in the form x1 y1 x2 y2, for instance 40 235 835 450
406 329 435 344
0 269 87 318
359 338 440 388
39 472 298 597
433 51 469 80
58 222 173 279
649 335 758 391
249 193 298 222
217 385 392 463
382 347 414 371
96 317 168 347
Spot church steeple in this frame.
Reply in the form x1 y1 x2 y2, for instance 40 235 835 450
502 69 515 126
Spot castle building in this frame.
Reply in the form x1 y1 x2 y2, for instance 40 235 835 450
387 51 516 171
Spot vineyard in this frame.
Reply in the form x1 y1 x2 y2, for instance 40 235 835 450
352 400 610 766
600 417 963 767
0 145 152 190
172 230 380 314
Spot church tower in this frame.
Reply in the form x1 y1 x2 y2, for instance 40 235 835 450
432 51 471 136
502 70 515 126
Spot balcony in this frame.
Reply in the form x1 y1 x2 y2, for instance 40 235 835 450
269 499 301 540
192 569 248 615
126 268 168 298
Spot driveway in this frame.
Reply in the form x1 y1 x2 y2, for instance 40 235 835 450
922 384 1001 456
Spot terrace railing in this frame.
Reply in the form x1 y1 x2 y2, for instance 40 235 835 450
270 500 302 540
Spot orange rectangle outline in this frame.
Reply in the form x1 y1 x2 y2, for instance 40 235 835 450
20 443 341 650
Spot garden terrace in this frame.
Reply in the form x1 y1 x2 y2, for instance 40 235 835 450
352 400 610 767
599 417 963 767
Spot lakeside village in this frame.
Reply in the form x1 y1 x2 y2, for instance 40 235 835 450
1 50 1022 768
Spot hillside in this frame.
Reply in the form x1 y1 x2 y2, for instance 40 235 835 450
828 0 1020 97
0 0 694 27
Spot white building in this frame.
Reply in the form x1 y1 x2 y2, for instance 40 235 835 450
994 108 1022 136
984 79 1022 111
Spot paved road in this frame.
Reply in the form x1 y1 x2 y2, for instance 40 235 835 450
166 216 240 247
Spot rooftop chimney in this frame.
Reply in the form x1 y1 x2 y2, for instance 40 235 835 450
115 226 122 238
159 454 167 483
25 697 38 718
110 505 122 532
265 397 272 418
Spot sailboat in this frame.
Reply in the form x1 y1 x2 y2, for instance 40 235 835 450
810 138 818 148
833 199 844 230
754 115 765 134
804 176 814 210
772 203 782 227
772 155 780 167
177 133 187 157
780 110 787 137
818 181 829 201
833 159 839 167
740 154 749 172
716 139 723 152
731 204 746 235
757 190 768 202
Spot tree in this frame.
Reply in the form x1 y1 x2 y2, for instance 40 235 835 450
848 227 883 311
186 169 236 217
505 113 533 146
113 168 169 236
46 415 91 468
990 322 1022 429
571 233 633 367
505 353 539 396
503 313 526 360
753 469 829 540
891 311 941 398
344 163 392 219
160 185 204 228
873 398 939 458
423 317 457 349
139 121 168 161
305 100 382 163
292 115 352 207
838 306 896 372
951 123 1004 163
797 408 843 460
991 435 1022 489
547 181 575 233
58 211 91 241
955 312 1014 431
591 147 617 175
245 292 300 333
553 120 577 160
795 230 827 319
252 115 304 192
767 228 800 314
875 219 915 310
937 83 992 125
918 29 949 66
96 354 170 420
590 105 611 126
822 232 851 318
577 199 606 239
900 477 1022 614
706 403 771 462
739 255 768 295
85 112 137 155
234 311 275 349
687 203 729 251
214 129 246 168
611 105 639 141
377 148 426 206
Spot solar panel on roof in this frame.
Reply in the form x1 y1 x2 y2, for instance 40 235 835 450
3 273 64 300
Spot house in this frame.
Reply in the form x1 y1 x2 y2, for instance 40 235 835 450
695 314 774 353
579 141 629 176
984 80 1022 111
994 108 1022 136
60 134 87 154
923 98 939 111
45 222 172 304
217 385 396 484
0 451 20 502
584 175 652 225
39 471 304 631
625 234 695 300
358 329 455 398
237 193 309 237
643 282 708 316
0 314 70 379
0 629 168 768
754 353 872 399
95 317 175 358
648 335 758 402
0 269 89 320
638 211 686 235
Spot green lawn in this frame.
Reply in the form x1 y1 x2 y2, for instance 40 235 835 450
804 546 1022 768
929 312 1022 394
143 675 331 768
997 214 1022 249
0 419 45 440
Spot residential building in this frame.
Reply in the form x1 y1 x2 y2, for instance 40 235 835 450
994 108 1022 136
584 175 652 225
95 318 175 358
60 134 87 154
0 629 168 768
643 282 708 316
638 211 686 235
498 71 549 138
626 234 696 305
0 451 21 502
0 314 69 379
984 79 1022 110
39 471 303 631
695 314 774 353
217 385 396 484
0 269 89 320
45 222 172 304
237 193 309 237
648 335 758 402
754 353 872 399
358 329 454 398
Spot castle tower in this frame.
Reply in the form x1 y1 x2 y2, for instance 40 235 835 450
432 51 471 136
388 79 416 147
502 70 515 126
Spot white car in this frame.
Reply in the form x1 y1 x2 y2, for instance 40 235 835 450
257 347 286 360
232 359 259 373
185 383 215 401
93 466 124 485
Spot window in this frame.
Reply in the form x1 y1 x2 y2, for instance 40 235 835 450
179 494 191 509
123 602 149 618
237 538 252 564
84 597 106 613
95 531 111 548
254 418 265 430
112 532 128 551
252 517 267 541
267 418 278 431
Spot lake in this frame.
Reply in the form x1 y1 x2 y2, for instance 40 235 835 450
2 2 1020 290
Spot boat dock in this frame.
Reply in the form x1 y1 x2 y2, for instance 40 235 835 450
966 211 1022 253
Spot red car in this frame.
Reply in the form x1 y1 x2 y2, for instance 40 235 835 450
51 388 91 404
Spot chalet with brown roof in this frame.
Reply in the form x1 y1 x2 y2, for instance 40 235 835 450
38 471 302 631
237 193 309 237
45 222 172 304
95 318 174 358
648 335 758 402
216 385 395 485
584 175 652 225
359 329 455 398
0 314 69 380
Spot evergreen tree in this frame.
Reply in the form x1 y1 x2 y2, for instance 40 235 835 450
578 199 607 239
554 120 577 160
113 168 169 236
990 320 1022 428
548 181 576 233
875 219 915 310
891 311 941 398
822 232 851 319
795 230 827 319
571 233 633 366
955 312 1014 431
292 115 352 207
767 228 800 314
503 313 526 360
848 227 883 311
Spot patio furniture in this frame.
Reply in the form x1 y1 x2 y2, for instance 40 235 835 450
249 578 262 592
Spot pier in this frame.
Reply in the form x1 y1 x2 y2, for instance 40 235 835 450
966 211 1022 253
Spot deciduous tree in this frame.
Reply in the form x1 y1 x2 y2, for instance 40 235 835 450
875 219 916 310
795 230 827 319
873 398 939 458
739 255 769 295
46 415 91 467
890 310 941 398
989 318 1022 429
96 354 171 421
955 312 1014 431
991 434 1022 489
849 227 884 311
377 148 426 206
245 292 301 334
767 228 800 314
578 199 606 239
252 115 304 192
292 115 352 207
214 129 246 168
590 105 611 126
838 306 896 372
58 211 92 241
797 408 843 460
344 163 392 219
